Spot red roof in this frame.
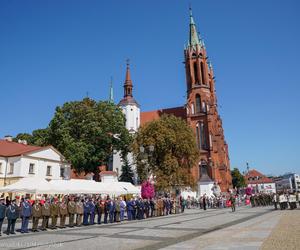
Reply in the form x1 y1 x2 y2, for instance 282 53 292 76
0 139 43 157
245 169 274 184
141 106 186 126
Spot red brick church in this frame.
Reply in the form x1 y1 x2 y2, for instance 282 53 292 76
118 9 232 192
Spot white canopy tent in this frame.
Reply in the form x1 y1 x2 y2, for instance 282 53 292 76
0 177 141 196
0 177 57 194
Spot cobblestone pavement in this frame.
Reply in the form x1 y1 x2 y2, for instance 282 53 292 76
261 209 300 250
0 206 293 250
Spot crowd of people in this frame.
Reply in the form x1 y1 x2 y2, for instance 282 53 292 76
0 191 299 237
0 195 184 236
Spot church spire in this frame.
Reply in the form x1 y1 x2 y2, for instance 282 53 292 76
109 77 114 103
124 59 133 98
189 7 202 47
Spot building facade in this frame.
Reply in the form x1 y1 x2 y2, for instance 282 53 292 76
245 169 276 194
0 138 71 186
114 9 232 192
275 173 300 193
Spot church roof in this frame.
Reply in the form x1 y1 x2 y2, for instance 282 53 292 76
140 106 186 126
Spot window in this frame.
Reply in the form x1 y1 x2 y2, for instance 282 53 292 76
200 62 206 85
196 124 201 149
191 103 195 114
196 122 208 150
8 163 14 174
0 162 2 174
46 166 52 176
193 62 199 84
29 163 35 174
60 166 65 178
195 94 201 113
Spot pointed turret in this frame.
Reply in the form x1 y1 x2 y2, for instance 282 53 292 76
119 59 139 107
124 59 133 98
109 77 114 103
189 7 202 47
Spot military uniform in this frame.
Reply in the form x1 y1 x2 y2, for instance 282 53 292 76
32 202 42 232
5 201 19 235
59 201 68 228
75 200 84 226
68 200 76 227
41 201 51 230
115 200 121 222
50 201 60 229
20 200 32 233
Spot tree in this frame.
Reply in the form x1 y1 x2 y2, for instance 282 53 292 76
47 98 132 178
119 157 134 184
13 129 49 146
231 168 246 189
133 114 199 192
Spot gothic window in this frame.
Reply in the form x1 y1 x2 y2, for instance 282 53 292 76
191 103 195 114
195 94 201 113
200 122 208 150
193 62 199 84
202 101 206 113
196 123 201 149
200 62 206 85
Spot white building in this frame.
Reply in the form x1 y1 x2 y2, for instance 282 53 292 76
245 169 276 194
275 173 300 192
0 137 71 187
112 62 140 183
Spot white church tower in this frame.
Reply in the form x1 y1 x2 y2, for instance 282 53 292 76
118 60 140 132
112 60 140 183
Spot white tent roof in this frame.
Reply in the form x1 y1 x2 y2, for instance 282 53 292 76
0 178 141 196
0 177 55 194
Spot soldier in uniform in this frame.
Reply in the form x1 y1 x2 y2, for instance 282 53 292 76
115 198 121 222
75 198 84 226
103 198 109 224
144 199 150 218
41 199 51 230
108 198 115 223
230 195 236 212
32 199 42 232
83 198 90 225
89 198 96 225
20 197 31 233
59 198 68 228
126 198 133 221
273 193 279 210
5 199 19 235
0 198 6 236
67 196 76 227
50 197 60 229
95 197 102 224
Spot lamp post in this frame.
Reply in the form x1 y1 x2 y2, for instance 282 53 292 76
139 145 154 181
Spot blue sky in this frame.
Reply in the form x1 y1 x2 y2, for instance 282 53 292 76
0 0 299 175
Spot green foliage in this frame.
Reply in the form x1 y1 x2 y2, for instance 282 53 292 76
231 167 246 188
119 157 134 184
14 129 49 146
47 98 132 174
133 114 199 191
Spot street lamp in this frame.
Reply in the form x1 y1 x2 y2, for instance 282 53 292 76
139 145 154 181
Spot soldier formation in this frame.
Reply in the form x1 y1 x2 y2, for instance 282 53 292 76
0 195 182 236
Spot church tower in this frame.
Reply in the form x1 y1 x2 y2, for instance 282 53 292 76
184 8 231 191
113 60 140 183
119 60 140 133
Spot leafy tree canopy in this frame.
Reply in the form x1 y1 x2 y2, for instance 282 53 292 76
231 167 246 189
14 128 49 146
133 114 199 192
47 98 132 174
